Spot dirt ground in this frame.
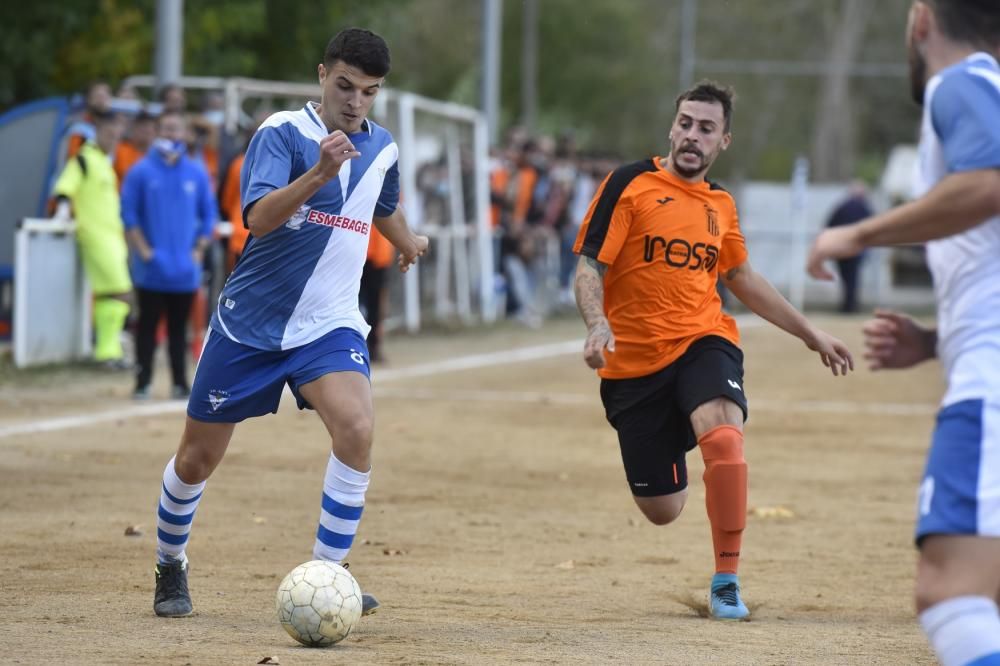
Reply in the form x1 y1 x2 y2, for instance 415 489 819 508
0 315 943 665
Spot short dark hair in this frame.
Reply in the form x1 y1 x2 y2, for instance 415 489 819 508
675 80 736 132
158 84 184 103
91 109 118 125
926 0 1000 50
86 80 110 96
324 28 391 77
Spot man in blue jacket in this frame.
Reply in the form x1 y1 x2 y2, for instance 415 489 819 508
823 181 873 313
122 109 216 400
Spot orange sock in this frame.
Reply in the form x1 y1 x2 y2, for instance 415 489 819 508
698 425 747 575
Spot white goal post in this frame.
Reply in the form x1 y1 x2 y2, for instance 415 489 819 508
377 88 496 331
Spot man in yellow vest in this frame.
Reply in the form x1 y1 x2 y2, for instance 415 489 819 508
52 110 133 368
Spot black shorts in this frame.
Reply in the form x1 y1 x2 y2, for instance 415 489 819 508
600 336 748 497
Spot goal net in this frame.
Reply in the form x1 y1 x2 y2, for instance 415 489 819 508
374 89 495 332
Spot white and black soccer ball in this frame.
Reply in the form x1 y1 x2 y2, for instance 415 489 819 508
275 560 363 647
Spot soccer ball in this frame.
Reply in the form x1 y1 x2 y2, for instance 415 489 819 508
275 560 363 647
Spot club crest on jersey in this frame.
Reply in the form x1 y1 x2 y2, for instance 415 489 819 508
207 389 231 412
286 205 309 230
705 205 720 237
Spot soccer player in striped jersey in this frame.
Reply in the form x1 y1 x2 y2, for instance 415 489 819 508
573 80 853 621
152 28 428 619
809 2 1000 663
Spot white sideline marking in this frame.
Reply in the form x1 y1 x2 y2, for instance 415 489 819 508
375 386 591 405
0 314 809 441
0 402 189 440
0 338 585 441
754 398 936 416
373 339 584 383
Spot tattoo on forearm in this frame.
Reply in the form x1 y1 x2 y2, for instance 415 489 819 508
575 256 608 328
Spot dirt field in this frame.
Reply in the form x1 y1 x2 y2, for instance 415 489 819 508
0 315 942 665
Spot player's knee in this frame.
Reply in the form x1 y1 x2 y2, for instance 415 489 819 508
174 438 225 484
642 506 682 526
634 494 686 525
174 448 213 484
914 547 985 612
699 427 747 494
335 417 374 449
915 560 953 613
691 400 743 437
698 424 744 462
698 426 747 531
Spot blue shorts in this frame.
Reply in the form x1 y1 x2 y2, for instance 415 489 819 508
187 327 370 423
916 399 1000 544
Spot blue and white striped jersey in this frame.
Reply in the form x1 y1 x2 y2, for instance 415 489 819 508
211 102 399 350
915 52 1000 407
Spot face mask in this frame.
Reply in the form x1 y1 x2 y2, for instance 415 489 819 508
153 138 185 159
202 110 224 126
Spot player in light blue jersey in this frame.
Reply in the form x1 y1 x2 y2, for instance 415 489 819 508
151 28 429 620
808 2 1000 663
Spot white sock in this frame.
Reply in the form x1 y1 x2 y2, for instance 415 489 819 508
313 452 370 563
920 596 1000 666
156 456 206 564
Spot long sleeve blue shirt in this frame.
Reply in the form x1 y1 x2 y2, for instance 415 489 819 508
121 150 216 292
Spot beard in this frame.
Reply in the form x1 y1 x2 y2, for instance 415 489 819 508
670 145 709 178
908 42 927 105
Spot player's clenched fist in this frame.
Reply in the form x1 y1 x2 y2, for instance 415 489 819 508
317 131 361 180
397 235 429 273
583 319 615 369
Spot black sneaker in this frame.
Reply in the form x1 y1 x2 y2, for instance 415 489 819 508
361 593 380 616
154 559 193 617
341 562 380 616
171 385 191 400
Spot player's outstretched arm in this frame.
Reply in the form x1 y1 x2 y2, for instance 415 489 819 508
807 169 1000 279
574 255 614 369
862 309 937 371
373 208 428 273
723 260 853 376
247 131 361 239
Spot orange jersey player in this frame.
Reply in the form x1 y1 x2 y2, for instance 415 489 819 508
576 165 746 380
573 80 853 621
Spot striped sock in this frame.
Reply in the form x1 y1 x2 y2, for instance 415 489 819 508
313 452 369 563
920 596 1000 666
156 456 206 564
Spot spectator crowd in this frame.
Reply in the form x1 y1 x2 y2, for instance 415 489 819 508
53 79 244 399
487 127 617 327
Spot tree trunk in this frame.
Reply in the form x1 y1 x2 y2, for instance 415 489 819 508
810 0 873 182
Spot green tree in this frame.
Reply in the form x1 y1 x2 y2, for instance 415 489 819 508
0 0 922 184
